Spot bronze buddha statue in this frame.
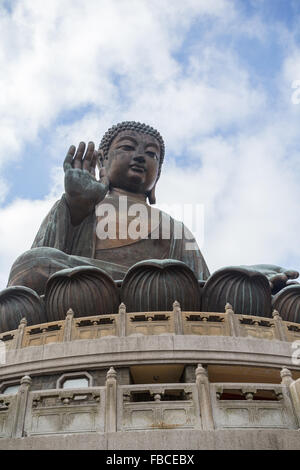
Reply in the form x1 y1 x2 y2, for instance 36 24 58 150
7 122 209 295
1 121 299 330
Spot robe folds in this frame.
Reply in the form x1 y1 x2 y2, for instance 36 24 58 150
8 191 209 293
33 192 209 280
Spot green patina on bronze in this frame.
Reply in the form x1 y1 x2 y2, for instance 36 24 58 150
0 121 299 331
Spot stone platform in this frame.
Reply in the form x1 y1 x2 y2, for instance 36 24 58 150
1 304 300 450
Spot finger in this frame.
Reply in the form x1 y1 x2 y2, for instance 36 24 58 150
287 280 300 286
271 273 288 288
83 141 95 171
73 142 86 169
89 151 98 178
285 270 299 280
99 167 109 187
63 145 76 172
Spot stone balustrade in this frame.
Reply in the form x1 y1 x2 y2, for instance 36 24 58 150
118 383 200 431
27 386 105 436
0 366 299 439
211 381 297 429
1 302 300 351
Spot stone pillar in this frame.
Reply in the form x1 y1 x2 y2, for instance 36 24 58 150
105 367 117 432
281 367 293 387
63 308 74 342
289 377 300 427
118 303 126 337
14 318 27 350
280 368 299 427
183 365 197 383
225 303 239 337
195 364 214 430
12 375 32 438
272 310 287 342
173 300 183 335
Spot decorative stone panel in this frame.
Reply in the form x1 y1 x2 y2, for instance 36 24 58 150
126 312 175 336
25 388 105 436
182 312 229 336
23 321 65 347
0 394 17 438
118 384 200 431
211 383 297 429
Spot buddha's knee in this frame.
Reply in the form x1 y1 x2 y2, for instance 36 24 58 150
12 247 67 267
7 247 70 295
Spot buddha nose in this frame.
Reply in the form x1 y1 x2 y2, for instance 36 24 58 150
133 154 146 163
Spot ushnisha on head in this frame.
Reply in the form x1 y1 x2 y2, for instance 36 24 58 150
98 121 165 204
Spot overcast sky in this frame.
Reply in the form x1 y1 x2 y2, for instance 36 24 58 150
0 0 300 290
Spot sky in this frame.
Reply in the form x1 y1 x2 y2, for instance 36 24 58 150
0 0 300 290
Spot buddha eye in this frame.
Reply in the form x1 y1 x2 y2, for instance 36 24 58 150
119 145 134 151
146 151 158 160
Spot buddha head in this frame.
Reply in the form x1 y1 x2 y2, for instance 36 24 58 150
98 121 165 204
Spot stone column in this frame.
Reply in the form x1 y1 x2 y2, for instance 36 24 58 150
289 379 300 427
173 300 183 335
63 308 74 342
105 367 117 432
195 364 214 430
12 375 32 438
225 303 239 337
284 369 300 427
118 303 126 337
281 367 293 387
280 368 299 427
272 310 287 342
183 365 197 383
14 318 27 350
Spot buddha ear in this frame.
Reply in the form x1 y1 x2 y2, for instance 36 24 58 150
147 186 156 205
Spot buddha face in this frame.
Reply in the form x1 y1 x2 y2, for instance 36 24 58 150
102 130 160 195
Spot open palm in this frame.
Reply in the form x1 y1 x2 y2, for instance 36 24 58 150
63 141 109 225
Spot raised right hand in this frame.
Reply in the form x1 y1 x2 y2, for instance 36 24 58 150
63 142 109 225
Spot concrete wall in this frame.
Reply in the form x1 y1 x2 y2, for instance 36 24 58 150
1 429 300 450
0 334 299 382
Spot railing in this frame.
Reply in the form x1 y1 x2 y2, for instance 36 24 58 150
0 303 299 350
0 393 18 438
23 320 65 347
126 311 175 336
182 311 229 337
236 314 278 340
72 314 118 340
0 366 299 439
283 321 300 342
0 329 18 351
26 386 105 436
118 383 200 431
210 382 297 429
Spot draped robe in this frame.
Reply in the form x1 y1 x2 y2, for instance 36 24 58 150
8 190 209 293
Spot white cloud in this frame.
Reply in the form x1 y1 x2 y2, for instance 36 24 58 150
0 196 57 290
0 0 239 168
0 168 63 290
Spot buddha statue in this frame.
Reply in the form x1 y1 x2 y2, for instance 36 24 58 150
1 121 299 330
7 121 209 293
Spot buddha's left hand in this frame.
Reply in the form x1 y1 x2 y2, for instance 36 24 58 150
244 264 299 295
